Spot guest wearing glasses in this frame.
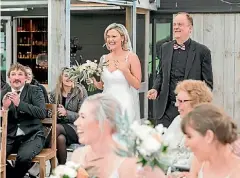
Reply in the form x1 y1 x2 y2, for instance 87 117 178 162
138 80 213 178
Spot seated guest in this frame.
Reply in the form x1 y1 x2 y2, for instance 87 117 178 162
49 67 87 165
25 66 49 103
71 93 166 178
1 74 9 91
1 63 46 178
137 80 213 178
35 54 48 84
182 103 240 178
36 53 48 69
164 80 213 170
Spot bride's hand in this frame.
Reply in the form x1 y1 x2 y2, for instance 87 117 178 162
86 77 97 86
86 78 93 85
114 59 129 74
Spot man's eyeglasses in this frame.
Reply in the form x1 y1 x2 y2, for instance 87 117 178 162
176 98 192 104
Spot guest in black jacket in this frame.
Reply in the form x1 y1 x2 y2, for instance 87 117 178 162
147 12 213 128
25 66 49 103
1 63 46 178
1 74 9 91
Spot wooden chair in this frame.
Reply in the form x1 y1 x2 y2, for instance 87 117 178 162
0 110 8 178
8 104 57 178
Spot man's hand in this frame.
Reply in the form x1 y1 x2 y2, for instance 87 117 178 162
2 92 12 109
7 92 20 107
147 89 158 100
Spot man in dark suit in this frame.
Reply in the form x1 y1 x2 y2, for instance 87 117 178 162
147 12 213 127
1 63 46 178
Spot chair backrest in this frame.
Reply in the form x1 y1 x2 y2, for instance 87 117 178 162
0 110 8 166
41 104 57 151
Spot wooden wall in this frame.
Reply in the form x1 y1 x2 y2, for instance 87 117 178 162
179 14 240 126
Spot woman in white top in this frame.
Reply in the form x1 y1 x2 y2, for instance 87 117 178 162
71 93 165 178
182 103 240 178
165 80 213 170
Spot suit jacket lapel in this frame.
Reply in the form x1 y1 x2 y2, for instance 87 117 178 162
20 84 28 101
166 41 175 78
184 40 196 78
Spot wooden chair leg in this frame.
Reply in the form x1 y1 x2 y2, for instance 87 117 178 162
50 157 57 170
39 160 46 178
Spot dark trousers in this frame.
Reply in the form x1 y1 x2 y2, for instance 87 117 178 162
6 132 45 178
154 100 179 128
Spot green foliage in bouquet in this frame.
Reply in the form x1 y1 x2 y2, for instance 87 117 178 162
66 60 107 92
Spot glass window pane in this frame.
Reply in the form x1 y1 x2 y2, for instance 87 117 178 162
1 20 7 81
155 23 171 70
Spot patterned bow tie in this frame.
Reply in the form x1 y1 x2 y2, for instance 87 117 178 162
15 91 20 95
173 44 186 50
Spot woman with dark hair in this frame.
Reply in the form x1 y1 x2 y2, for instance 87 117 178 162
25 66 49 103
49 67 88 164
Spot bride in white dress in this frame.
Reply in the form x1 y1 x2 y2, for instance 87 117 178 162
91 23 141 123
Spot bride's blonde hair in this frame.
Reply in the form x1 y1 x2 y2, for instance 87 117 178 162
84 93 122 132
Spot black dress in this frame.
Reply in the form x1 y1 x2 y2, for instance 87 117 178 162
58 96 78 145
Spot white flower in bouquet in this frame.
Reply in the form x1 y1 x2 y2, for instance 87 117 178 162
67 60 107 92
140 136 162 154
50 161 80 178
130 121 154 140
115 113 170 170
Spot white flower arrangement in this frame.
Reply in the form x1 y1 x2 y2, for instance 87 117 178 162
115 113 170 170
68 60 106 91
49 161 80 178
49 161 99 178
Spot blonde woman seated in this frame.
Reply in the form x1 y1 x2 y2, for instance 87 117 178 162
48 67 88 164
182 103 240 178
71 93 166 178
137 80 213 178
164 80 213 170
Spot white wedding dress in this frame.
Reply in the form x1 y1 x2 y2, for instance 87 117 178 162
101 55 140 124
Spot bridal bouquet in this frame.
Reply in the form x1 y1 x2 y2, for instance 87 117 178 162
115 113 170 170
49 161 97 178
68 60 106 92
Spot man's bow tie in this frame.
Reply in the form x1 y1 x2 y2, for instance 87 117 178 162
173 44 186 50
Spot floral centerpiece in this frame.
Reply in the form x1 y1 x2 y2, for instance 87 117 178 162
67 60 106 92
115 113 170 171
49 161 98 178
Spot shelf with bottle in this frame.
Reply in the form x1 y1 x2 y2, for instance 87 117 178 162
16 18 48 84
17 52 43 60
17 52 32 59
32 40 48 46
